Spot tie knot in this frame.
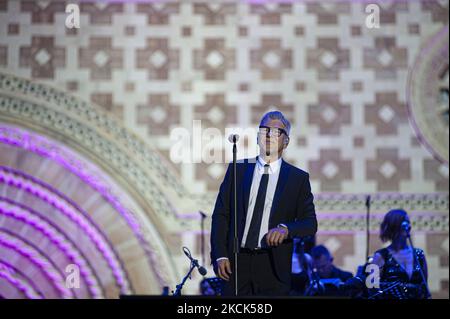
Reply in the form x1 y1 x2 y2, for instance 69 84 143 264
264 164 270 174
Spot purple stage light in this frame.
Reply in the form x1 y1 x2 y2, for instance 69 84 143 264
0 201 103 298
0 267 41 299
0 232 72 298
0 125 169 289
0 167 131 295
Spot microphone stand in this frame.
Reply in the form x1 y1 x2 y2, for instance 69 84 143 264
173 247 207 296
199 211 206 267
406 232 431 298
232 136 238 297
173 262 196 296
307 269 325 296
365 195 371 262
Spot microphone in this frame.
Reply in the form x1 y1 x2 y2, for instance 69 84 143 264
228 134 239 143
308 269 325 295
183 247 207 276
401 221 411 234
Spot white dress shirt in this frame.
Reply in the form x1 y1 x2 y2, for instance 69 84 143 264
241 156 282 248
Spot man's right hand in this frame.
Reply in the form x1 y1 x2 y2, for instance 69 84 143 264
216 259 232 281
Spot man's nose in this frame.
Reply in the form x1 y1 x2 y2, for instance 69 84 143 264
265 131 276 138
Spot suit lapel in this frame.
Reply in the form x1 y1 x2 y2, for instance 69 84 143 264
269 159 290 225
237 159 256 243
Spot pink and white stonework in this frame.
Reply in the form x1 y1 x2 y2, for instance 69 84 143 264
0 0 448 298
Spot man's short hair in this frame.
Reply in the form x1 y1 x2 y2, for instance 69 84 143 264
311 245 332 260
259 111 291 136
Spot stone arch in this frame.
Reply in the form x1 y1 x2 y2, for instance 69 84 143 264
0 71 203 298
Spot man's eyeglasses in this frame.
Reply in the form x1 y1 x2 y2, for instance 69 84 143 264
258 126 288 137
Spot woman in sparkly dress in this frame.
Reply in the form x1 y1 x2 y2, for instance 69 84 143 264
371 209 430 299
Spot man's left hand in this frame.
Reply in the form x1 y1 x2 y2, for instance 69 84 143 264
265 226 289 247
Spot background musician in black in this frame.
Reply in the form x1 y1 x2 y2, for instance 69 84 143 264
311 245 353 283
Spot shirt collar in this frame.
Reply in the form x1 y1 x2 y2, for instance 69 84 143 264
256 156 282 174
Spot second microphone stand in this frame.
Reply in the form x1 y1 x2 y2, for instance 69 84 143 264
406 232 431 298
231 136 238 296
173 262 196 296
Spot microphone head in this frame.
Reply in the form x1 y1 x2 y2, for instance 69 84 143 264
228 134 239 143
182 246 191 258
401 221 411 232
198 266 207 276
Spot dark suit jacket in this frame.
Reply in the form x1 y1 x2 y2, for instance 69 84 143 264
210 157 317 285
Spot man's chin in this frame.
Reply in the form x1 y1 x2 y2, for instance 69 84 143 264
260 146 279 157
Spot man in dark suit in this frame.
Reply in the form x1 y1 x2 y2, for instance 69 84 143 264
210 111 317 296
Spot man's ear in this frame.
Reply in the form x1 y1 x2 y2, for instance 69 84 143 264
284 136 290 148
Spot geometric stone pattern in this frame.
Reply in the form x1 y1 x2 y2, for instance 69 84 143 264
0 0 447 193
